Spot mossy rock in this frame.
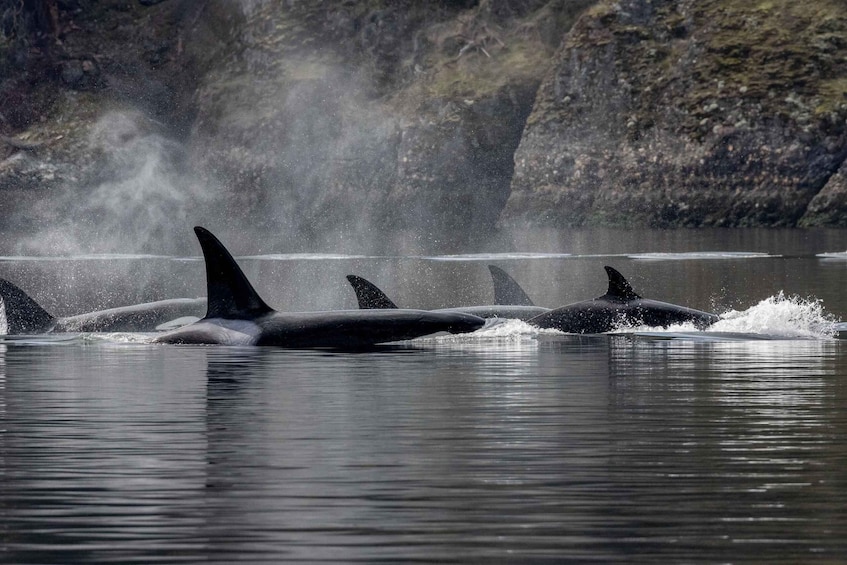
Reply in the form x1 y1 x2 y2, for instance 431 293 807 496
503 0 847 228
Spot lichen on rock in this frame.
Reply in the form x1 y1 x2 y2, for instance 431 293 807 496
501 0 847 228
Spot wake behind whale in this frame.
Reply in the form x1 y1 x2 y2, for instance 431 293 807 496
429 292 839 342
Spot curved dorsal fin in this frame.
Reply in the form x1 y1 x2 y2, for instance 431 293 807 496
346 275 398 309
0 279 56 334
488 265 534 306
603 266 641 301
194 226 274 319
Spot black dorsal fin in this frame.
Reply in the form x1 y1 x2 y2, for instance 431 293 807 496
603 266 641 301
0 278 56 334
488 265 535 306
194 226 274 319
346 275 398 309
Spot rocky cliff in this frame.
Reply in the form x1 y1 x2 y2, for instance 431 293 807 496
1 0 846 253
502 0 847 227
0 0 207 250
185 0 590 250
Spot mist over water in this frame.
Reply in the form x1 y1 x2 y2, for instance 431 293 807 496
10 0 533 259
0 0 558 265
15 73 480 258
20 111 212 256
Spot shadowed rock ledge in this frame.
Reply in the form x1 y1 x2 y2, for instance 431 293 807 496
501 0 847 228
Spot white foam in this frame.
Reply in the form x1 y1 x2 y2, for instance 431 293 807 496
614 320 703 334
817 251 847 261
0 298 7 335
0 253 171 261
710 292 836 338
472 318 544 338
239 253 373 261
420 252 572 261
83 332 157 344
629 251 774 261
421 318 542 344
616 292 837 339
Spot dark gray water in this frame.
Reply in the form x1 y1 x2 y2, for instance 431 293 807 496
2 228 847 563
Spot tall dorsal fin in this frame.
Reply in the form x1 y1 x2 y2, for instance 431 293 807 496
194 226 274 319
346 275 398 309
0 279 56 334
488 265 535 306
603 266 641 301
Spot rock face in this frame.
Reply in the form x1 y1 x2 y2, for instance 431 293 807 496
186 0 589 249
502 0 847 227
0 0 208 250
2 0 847 253
1 0 590 252
802 158 847 226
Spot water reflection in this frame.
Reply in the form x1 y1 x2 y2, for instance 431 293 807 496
1 337 846 563
198 342 618 562
2 345 209 563
606 337 847 558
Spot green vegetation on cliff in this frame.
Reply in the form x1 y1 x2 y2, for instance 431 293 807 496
506 0 847 229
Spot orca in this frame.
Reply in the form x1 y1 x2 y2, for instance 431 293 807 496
0 278 206 334
345 272 551 321
527 266 720 333
488 265 535 306
153 227 485 347
346 274 399 309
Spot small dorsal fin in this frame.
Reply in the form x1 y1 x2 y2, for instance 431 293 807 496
194 226 274 319
346 275 398 309
603 266 641 301
0 279 56 334
488 265 535 306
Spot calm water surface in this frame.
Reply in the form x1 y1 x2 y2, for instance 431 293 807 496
2 228 847 563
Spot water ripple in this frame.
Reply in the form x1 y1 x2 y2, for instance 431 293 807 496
1 316 846 563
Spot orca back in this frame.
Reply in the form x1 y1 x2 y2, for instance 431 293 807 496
345 275 398 309
0 278 56 334
488 265 535 306
194 227 274 320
